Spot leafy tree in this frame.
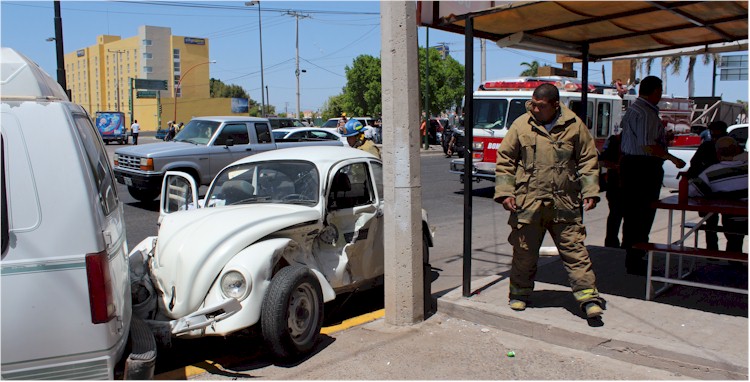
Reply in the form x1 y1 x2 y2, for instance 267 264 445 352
519 60 540 76
343 55 382 117
210 78 250 99
322 50 464 119
321 94 347 120
418 47 465 117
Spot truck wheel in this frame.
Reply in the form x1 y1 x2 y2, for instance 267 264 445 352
128 187 159 202
261 265 323 359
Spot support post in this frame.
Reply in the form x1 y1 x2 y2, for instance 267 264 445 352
381 1 424 325
462 17 474 298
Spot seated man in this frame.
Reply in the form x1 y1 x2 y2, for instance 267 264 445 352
688 136 748 253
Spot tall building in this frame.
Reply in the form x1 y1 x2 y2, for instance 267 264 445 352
64 25 213 130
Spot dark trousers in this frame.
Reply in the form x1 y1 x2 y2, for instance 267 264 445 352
605 175 623 247
132 133 139 145
723 214 747 253
620 155 664 269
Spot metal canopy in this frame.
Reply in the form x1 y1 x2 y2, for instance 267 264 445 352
416 1 748 298
418 1 748 60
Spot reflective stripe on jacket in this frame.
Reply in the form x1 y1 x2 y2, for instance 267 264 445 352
494 104 599 223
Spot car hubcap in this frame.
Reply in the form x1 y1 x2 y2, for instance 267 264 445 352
287 283 316 344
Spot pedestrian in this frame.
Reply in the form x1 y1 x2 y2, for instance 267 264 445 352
494 83 605 319
685 120 729 250
599 132 623 248
373 117 383 144
419 118 429 148
341 118 380 159
688 136 748 254
615 78 627 98
165 121 176 141
178 121 184 132
337 113 348 135
619 76 686 275
131 119 140 145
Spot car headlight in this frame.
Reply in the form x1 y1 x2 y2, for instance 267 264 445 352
220 271 251 299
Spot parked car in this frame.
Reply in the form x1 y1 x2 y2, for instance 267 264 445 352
272 127 344 143
112 116 343 202
662 123 748 188
267 117 305 129
128 146 434 359
1 47 155 380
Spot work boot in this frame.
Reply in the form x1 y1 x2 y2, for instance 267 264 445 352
509 299 527 311
584 302 603 318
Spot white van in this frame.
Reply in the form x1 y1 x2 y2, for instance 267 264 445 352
1 48 155 379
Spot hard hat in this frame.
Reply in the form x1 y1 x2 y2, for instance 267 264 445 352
341 112 347 117
342 119 365 137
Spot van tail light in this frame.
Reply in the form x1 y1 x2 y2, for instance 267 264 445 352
86 250 115 324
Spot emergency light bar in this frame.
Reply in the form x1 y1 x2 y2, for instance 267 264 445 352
481 78 595 93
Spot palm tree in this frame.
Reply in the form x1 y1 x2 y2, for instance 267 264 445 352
685 53 720 97
519 61 540 76
661 56 682 94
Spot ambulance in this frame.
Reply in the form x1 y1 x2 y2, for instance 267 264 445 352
449 77 624 183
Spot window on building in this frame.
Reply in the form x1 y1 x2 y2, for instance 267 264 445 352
173 49 180 59
143 39 152 46
143 52 152 60
144 66 153 73
174 62 180 72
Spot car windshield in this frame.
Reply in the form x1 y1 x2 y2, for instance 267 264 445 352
205 160 320 207
173 120 220 145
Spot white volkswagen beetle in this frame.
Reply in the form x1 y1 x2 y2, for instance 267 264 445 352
129 146 433 359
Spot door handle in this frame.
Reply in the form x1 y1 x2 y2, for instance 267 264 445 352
245 148 253 151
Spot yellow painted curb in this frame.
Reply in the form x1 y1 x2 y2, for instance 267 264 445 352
154 309 386 379
321 308 385 335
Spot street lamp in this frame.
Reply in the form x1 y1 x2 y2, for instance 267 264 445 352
173 60 216 122
245 1 265 117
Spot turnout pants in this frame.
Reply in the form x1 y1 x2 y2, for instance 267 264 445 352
507 200 600 306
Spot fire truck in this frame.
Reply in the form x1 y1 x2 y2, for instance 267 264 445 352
449 77 624 183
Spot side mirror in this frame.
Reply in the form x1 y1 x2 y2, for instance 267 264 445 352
225 138 234 147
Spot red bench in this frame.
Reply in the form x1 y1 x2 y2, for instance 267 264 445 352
633 242 747 300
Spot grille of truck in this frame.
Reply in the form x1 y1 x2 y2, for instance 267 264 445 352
117 154 142 170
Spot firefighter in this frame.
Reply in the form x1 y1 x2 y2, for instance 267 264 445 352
342 118 381 159
493 83 604 319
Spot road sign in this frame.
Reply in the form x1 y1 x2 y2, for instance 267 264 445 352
134 79 168 90
137 91 157 98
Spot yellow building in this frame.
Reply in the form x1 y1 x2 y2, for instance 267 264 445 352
64 25 241 131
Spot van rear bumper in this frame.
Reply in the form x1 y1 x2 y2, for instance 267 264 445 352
114 168 163 191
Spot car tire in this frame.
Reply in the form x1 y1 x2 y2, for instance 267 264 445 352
127 186 160 202
261 265 323 359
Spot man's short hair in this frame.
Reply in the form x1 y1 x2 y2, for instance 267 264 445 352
715 136 742 160
532 83 560 102
638 76 662 96
708 120 728 134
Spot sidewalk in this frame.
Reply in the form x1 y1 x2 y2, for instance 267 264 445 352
438 246 748 379
184 246 747 380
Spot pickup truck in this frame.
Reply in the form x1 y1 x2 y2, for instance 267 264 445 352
113 116 343 201
662 123 747 188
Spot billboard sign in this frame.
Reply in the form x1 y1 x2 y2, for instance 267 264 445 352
134 79 168 90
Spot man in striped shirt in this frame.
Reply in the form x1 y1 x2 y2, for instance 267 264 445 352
619 76 687 275
689 136 748 253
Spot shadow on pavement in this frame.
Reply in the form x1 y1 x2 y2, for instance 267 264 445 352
534 245 748 317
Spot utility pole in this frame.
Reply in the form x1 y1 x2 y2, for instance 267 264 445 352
285 11 310 119
108 49 125 111
52 1 67 96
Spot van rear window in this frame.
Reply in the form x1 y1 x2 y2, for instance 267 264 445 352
73 114 119 216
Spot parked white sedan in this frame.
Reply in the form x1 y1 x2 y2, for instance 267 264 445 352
272 127 343 142
129 146 433 359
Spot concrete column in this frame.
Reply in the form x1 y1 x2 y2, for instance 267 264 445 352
380 1 424 325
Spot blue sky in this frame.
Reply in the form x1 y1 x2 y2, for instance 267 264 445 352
2 1 747 114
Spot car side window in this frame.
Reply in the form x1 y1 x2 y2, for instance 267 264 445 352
371 161 383 201
72 113 119 216
596 102 611 138
329 163 374 210
214 123 250 145
255 123 272 143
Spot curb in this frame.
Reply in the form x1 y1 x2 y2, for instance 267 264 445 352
437 275 748 380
